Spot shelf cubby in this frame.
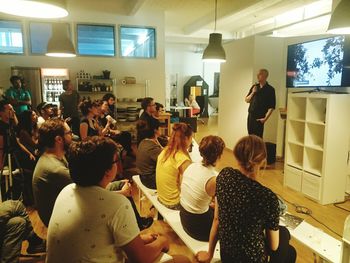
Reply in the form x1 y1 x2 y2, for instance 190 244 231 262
286 143 304 169
304 147 323 176
306 98 327 124
305 123 325 151
287 120 305 145
288 97 306 120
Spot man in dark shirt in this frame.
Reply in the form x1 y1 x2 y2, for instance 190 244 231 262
245 69 276 138
138 97 160 144
59 80 80 135
0 100 19 170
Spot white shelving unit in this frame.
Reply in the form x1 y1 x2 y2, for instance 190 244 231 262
284 93 350 205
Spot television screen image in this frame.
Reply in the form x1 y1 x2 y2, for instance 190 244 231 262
286 36 350 88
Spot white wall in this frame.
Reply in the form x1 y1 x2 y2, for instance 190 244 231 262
165 43 221 108
219 37 255 149
0 8 166 104
165 43 203 105
219 36 285 150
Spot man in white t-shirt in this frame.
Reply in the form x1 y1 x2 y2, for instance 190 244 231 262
47 136 170 263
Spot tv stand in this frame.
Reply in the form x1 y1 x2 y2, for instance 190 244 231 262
292 87 348 94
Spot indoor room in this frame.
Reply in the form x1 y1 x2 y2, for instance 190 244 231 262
0 0 349 263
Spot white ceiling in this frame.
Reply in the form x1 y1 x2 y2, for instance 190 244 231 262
70 0 335 43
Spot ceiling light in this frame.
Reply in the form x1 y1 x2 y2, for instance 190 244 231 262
0 0 68 18
327 0 350 34
46 23 76 57
202 0 226 63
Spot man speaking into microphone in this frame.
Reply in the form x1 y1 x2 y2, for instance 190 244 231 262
245 69 276 138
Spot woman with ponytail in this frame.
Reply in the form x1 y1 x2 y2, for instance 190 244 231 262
196 135 296 263
156 123 193 210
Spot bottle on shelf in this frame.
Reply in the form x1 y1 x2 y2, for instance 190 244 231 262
47 92 53 102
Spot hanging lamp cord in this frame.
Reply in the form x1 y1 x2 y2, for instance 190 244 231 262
214 0 217 32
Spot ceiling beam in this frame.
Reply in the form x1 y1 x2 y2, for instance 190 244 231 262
125 0 147 16
183 0 285 35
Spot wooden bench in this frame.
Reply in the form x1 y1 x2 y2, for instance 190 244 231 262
133 175 221 262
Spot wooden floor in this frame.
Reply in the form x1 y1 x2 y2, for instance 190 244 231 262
24 116 350 262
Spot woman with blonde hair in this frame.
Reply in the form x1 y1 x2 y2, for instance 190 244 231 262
156 123 193 210
196 135 296 263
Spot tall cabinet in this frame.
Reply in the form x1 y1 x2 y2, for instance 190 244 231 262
284 93 350 205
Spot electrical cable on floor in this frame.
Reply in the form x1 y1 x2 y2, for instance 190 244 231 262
277 195 342 238
333 202 350 212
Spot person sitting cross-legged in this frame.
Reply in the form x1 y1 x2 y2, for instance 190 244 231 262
47 136 191 263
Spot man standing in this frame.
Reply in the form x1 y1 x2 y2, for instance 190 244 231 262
245 69 276 138
5 76 31 115
59 80 80 135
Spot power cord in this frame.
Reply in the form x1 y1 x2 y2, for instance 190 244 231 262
333 200 350 213
277 195 342 238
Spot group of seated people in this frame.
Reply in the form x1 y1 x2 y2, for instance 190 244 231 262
0 91 297 262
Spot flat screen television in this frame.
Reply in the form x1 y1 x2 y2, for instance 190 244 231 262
286 35 350 88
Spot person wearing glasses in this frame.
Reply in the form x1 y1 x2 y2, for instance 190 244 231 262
47 137 190 263
33 119 153 230
138 97 160 145
32 119 74 227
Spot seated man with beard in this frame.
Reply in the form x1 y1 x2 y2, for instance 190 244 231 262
32 119 153 229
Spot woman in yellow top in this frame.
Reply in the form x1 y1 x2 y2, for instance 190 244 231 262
156 123 193 209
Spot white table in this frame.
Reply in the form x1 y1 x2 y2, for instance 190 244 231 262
170 106 192 117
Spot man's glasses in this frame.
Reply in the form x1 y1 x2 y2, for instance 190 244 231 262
64 130 73 135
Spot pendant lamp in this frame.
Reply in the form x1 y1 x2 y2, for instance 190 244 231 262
0 0 68 18
202 0 226 63
327 0 350 34
46 23 76 57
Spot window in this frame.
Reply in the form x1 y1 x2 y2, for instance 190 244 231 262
0 20 24 54
29 22 71 54
120 26 156 58
77 24 115 56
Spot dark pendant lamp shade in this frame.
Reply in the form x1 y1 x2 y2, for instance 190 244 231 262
202 0 226 63
202 33 226 62
327 0 350 34
46 23 76 57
